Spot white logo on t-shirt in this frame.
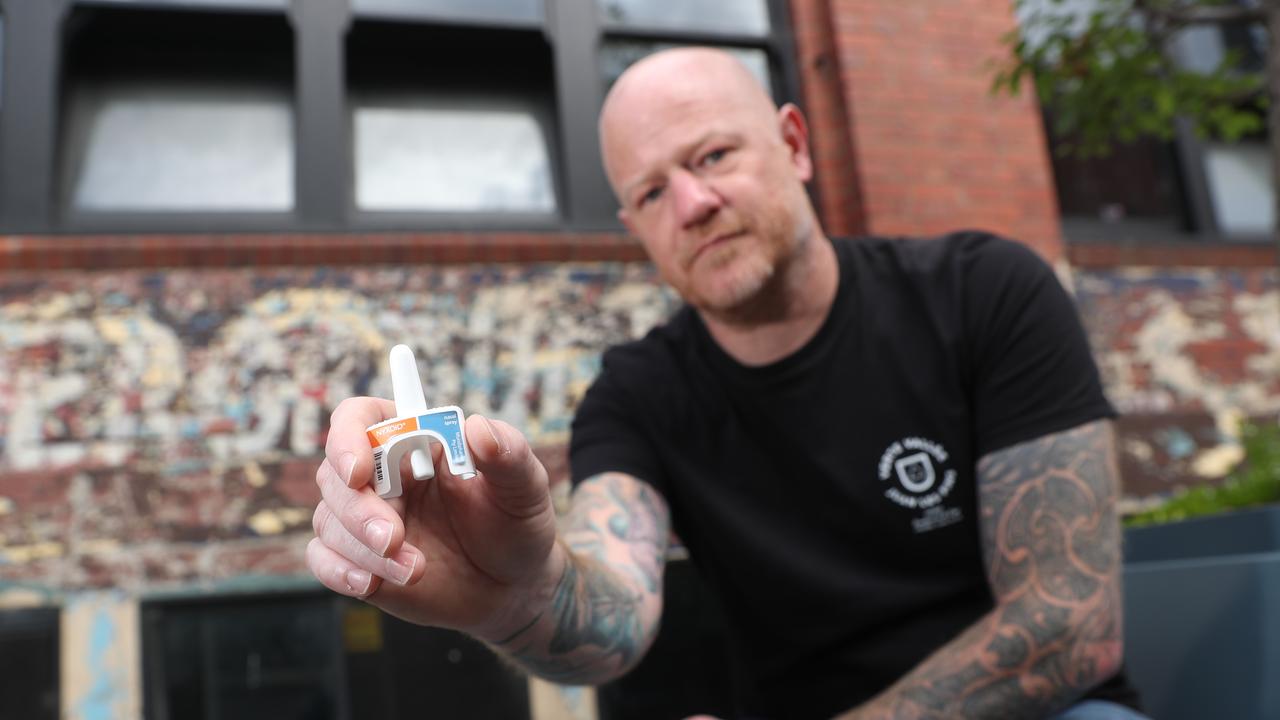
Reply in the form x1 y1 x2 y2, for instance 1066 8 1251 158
878 436 964 533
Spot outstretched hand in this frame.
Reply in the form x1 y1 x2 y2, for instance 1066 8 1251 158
306 397 563 640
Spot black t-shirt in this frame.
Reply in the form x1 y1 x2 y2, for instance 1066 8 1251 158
570 232 1137 718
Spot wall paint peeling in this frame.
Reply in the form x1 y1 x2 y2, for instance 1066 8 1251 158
63 592 140 720
0 263 675 595
0 260 1276 598
1073 267 1280 500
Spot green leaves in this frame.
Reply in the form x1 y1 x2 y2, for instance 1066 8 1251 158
995 0 1267 158
1125 421 1280 527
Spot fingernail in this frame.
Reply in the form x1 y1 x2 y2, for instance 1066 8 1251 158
339 452 356 485
388 553 417 585
482 416 511 456
345 569 372 595
365 519 393 556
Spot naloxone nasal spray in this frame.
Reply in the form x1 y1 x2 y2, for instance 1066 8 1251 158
365 344 476 498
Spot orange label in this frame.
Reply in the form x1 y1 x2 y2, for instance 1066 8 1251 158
366 417 420 448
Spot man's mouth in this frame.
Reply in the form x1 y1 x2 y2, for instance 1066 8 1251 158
692 230 746 262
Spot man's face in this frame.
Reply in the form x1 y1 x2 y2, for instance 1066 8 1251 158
602 66 812 316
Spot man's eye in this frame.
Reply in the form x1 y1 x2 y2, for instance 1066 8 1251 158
638 187 664 207
700 148 728 167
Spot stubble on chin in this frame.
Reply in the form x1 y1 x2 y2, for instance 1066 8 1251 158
690 247 777 319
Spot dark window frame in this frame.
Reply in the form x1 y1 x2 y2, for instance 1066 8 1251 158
141 589 532 720
0 605 61 720
1051 12 1275 246
141 590 351 720
344 17 564 229
57 3 299 229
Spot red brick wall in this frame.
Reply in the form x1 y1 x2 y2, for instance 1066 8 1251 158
792 0 1063 260
0 233 644 272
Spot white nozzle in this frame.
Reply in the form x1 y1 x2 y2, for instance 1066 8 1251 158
390 345 428 416
390 344 434 481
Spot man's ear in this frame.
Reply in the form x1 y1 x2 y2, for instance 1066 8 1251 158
777 103 813 183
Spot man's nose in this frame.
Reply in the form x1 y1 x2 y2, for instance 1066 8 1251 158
670 169 721 229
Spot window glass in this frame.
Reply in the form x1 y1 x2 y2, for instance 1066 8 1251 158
1049 131 1188 240
62 7 295 214
1204 141 1273 236
352 0 542 24
597 0 769 36
355 103 555 212
601 41 773 98
79 0 288 8
72 87 294 211
348 22 558 215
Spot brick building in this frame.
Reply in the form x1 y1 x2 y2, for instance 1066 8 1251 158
0 1 1275 718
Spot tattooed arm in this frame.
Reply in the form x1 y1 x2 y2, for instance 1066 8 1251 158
487 471 671 684
841 419 1124 719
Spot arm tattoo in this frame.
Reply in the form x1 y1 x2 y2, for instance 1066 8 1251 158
493 472 670 684
852 420 1123 719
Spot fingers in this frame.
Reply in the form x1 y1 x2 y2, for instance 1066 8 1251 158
464 414 551 519
311 502 424 588
315 452 407 558
326 396 398 490
306 537 382 598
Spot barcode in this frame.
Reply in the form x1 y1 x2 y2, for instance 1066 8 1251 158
373 450 386 491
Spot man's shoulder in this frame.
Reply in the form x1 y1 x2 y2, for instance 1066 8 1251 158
832 231 1052 303
833 229 1034 268
598 305 698 381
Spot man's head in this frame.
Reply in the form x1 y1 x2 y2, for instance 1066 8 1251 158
599 47 821 319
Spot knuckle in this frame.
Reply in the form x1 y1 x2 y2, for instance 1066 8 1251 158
312 503 330 538
333 490 364 530
330 397 356 425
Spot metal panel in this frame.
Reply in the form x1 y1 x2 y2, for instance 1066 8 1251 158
292 0 350 229
549 0 619 229
0 0 67 231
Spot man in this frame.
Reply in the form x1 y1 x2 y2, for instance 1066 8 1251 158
306 48 1145 718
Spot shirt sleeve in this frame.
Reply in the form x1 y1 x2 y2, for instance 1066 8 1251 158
568 346 668 492
960 234 1117 458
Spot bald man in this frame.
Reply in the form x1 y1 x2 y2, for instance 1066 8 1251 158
307 49 1145 719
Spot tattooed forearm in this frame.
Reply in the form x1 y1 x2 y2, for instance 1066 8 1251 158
491 472 670 684
844 420 1123 719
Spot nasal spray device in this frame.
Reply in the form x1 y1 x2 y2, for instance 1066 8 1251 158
365 344 476 498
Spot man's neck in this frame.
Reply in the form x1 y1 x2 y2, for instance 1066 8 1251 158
699 235 839 367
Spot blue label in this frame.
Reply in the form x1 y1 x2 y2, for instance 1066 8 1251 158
417 409 467 464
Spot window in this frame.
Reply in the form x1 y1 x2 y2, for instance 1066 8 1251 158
79 0 288 9
1203 141 1273 234
600 41 774 98
347 21 559 219
1048 125 1192 242
352 0 542 25
0 0 799 232
354 105 555 212
0 607 60 720
60 7 295 216
144 594 341 720
598 0 771 36
595 0 783 112
1025 0 1273 241
1168 9 1272 236
142 593 530 720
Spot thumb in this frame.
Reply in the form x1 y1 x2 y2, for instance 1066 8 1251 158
464 414 551 518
